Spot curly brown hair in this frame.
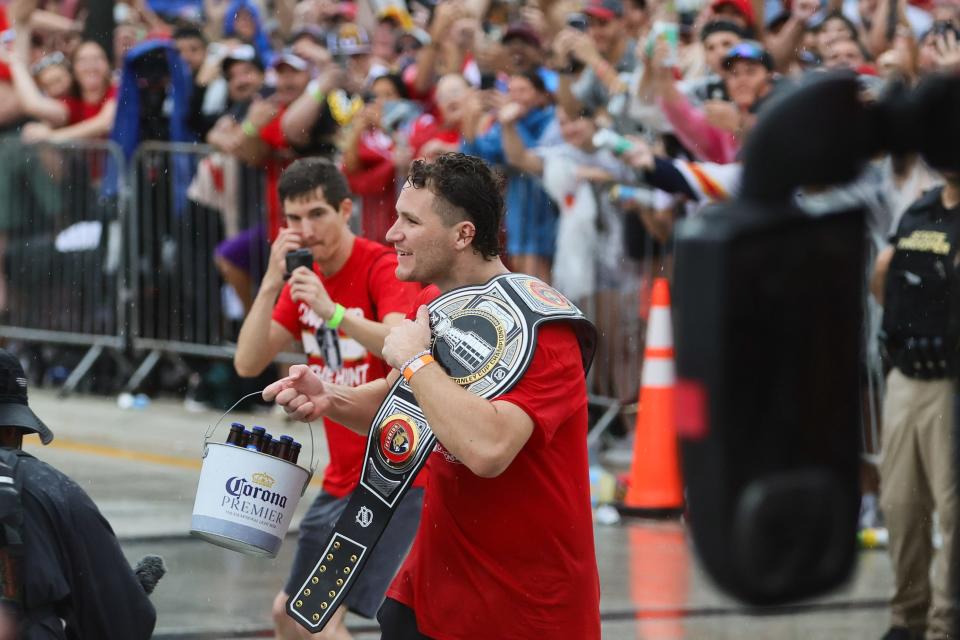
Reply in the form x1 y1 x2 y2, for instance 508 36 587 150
407 153 505 258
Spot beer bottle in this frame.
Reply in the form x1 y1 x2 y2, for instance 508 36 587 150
276 435 293 461
240 429 251 448
247 426 266 452
226 422 245 446
289 441 302 464
260 433 273 454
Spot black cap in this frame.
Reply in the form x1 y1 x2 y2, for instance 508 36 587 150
0 349 54 445
700 19 747 42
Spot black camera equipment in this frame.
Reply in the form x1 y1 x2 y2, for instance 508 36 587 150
566 12 588 32
673 72 960 610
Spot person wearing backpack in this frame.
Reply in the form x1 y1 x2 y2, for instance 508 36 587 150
872 169 960 640
0 348 157 639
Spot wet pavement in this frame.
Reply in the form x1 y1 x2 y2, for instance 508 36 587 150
23 390 893 640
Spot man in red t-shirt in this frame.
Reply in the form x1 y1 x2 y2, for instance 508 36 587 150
234 158 423 640
211 52 312 312
265 154 601 639
406 74 470 160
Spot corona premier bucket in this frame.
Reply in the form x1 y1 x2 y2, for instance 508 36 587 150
190 394 315 557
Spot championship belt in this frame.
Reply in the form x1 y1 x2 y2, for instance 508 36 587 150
286 274 596 632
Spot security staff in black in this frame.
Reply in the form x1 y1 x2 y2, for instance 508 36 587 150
873 181 960 640
0 349 157 639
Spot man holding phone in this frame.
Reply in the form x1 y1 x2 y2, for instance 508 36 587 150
553 0 636 118
234 158 423 640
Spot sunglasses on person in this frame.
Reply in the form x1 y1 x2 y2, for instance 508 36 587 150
31 51 69 76
723 41 773 70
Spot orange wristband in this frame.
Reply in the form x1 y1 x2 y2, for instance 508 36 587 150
403 354 435 382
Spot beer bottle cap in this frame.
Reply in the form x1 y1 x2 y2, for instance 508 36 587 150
230 422 245 429
280 435 294 443
251 426 266 434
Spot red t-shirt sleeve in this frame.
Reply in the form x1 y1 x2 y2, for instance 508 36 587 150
345 147 396 195
495 323 586 443
367 251 422 320
0 8 9 81
405 286 441 319
407 116 434 157
270 283 301 338
401 64 435 104
259 112 289 150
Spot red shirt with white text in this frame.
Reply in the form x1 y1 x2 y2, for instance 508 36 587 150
272 237 421 496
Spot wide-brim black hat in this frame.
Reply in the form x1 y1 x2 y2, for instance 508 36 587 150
0 350 54 445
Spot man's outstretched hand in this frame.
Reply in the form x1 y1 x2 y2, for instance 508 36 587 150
262 365 329 422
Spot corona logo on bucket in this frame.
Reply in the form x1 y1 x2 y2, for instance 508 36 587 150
224 474 288 508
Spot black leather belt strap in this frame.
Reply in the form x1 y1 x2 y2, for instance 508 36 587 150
286 274 596 632
286 383 435 630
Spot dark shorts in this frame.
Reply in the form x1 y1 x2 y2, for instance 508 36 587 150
378 598 433 640
284 487 423 619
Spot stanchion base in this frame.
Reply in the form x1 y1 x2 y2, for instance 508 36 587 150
616 504 685 519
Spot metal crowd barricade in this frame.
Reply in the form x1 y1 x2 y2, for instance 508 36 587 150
125 141 273 389
0 137 129 393
580 220 657 459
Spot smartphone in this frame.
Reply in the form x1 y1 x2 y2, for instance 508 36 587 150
567 13 588 32
933 20 960 40
285 248 313 278
479 72 497 91
648 21 679 66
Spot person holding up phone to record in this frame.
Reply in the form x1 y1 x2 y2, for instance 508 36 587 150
552 0 636 119
234 157 424 640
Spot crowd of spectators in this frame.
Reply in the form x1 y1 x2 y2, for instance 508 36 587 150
1 1 959 636
0 0 958 393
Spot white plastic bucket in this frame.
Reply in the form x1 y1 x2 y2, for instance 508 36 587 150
189 393 316 558
190 442 310 557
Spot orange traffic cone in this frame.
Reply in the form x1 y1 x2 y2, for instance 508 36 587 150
620 277 684 517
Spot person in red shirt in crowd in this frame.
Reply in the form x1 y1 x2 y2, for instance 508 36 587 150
264 153 601 640
343 73 414 244
235 158 423 640
403 0 484 103
1 36 116 143
0 5 23 130
236 50 314 241
406 73 470 160
710 0 757 33
210 50 313 312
